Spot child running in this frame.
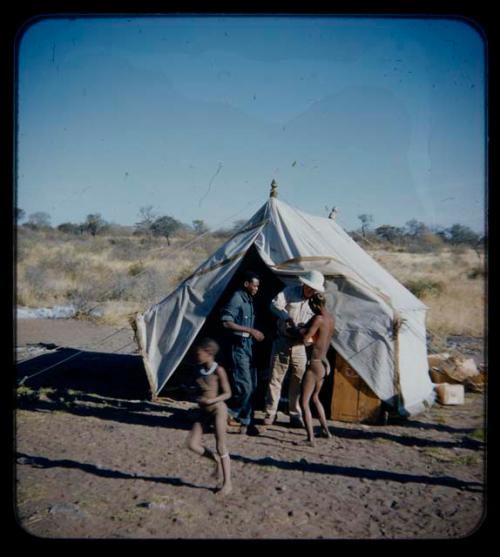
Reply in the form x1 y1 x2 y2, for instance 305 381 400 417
299 292 335 446
186 337 233 496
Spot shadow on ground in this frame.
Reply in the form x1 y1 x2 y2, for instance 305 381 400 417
16 452 212 491
16 345 151 400
230 454 483 492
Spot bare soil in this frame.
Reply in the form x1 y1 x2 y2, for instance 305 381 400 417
14 318 486 540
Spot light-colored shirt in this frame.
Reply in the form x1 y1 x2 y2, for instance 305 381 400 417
270 285 314 327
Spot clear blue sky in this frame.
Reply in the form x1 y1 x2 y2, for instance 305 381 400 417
16 15 486 233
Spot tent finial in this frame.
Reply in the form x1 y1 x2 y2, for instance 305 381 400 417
270 179 278 198
328 206 338 220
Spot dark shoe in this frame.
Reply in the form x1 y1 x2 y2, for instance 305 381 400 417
247 424 261 436
289 416 305 428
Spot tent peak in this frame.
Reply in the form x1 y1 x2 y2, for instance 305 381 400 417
269 179 278 198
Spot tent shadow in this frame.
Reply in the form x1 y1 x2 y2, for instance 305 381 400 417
230 454 483 492
16 386 195 431
16 345 151 400
16 346 199 430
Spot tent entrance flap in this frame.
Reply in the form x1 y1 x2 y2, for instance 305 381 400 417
157 244 285 397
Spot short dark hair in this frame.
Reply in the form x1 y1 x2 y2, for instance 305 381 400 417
194 337 220 356
242 270 260 284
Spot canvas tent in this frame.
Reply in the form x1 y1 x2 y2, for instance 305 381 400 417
134 185 435 417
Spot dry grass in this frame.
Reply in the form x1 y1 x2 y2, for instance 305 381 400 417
16 229 486 338
369 248 485 337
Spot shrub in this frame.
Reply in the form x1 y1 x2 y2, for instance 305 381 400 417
108 238 143 261
404 279 444 299
128 262 145 277
467 266 486 280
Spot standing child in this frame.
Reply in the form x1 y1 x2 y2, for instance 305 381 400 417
298 293 335 446
186 338 232 495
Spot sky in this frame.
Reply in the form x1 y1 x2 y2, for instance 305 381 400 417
16 15 486 234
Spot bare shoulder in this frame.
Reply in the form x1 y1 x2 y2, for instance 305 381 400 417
216 365 228 378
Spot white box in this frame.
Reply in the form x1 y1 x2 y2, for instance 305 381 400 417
434 383 464 405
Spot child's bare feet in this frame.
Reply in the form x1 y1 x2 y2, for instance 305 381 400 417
215 483 232 496
211 457 224 487
293 438 315 447
318 427 332 439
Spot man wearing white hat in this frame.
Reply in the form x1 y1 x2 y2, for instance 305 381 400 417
263 270 326 427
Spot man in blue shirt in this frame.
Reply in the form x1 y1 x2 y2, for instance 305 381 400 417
220 271 265 435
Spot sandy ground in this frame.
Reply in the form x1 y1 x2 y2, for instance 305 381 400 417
14 318 487 540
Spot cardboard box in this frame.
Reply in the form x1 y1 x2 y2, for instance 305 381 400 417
434 383 464 405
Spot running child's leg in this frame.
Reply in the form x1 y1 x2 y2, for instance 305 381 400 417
187 420 219 465
186 421 205 456
214 404 232 495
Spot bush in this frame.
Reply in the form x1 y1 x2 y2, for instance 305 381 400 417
467 266 486 280
404 279 444 299
107 238 143 261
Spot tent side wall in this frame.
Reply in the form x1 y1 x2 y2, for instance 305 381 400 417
135 210 270 397
396 309 436 415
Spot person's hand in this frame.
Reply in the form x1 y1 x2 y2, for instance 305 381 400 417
197 396 211 406
251 329 265 342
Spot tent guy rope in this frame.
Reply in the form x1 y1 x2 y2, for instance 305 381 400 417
17 196 263 386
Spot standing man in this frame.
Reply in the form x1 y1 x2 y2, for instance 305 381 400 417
263 270 326 428
220 271 265 435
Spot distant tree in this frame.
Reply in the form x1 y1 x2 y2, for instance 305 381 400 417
57 222 83 235
375 225 403 243
25 211 51 229
357 214 373 238
15 207 25 223
404 219 428 238
135 205 157 236
445 224 481 246
151 215 182 245
192 219 209 235
83 213 108 237
229 219 248 234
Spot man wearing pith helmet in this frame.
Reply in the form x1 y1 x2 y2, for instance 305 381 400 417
263 269 326 428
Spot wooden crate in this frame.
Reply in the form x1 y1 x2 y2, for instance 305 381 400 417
331 354 382 424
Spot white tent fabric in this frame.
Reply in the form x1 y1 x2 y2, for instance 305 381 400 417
135 196 435 416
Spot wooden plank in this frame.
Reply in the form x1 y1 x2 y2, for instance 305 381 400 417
331 354 381 424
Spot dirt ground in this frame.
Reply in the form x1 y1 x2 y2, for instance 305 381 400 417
14 318 487 540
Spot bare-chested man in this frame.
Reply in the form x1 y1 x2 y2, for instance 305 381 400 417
298 293 335 446
186 338 232 495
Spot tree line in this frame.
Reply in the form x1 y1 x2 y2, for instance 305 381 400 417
356 213 485 250
15 206 247 245
14 206 485 250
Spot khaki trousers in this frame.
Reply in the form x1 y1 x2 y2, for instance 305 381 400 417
265 336 308 420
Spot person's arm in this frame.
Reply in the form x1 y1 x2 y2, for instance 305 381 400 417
222 320 264 341
200 366 232 405
221 293 264 341
270 288 290 321
300 315 322 341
